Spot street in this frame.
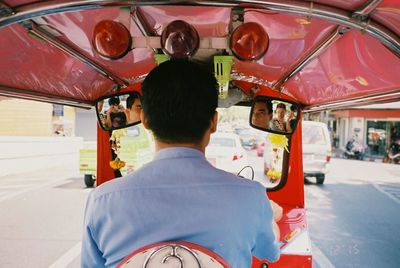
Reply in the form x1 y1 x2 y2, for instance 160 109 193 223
305 158 400 268
0 158 399 267
0 166 88 268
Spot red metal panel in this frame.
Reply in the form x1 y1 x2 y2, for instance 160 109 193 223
252 207 312 268
315 0 370 10
268 254 312 268
1 1 399 106
372 0 400 36
96 124 115 186
348 109 400 118
234 12 337 84
0 24 111 101
287 30 400 105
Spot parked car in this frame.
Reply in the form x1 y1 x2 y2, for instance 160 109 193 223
205 132 248 176
302 121 332 184
235 127 257 150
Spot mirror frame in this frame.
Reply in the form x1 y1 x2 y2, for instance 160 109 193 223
95 92 142 131
249 96 301 135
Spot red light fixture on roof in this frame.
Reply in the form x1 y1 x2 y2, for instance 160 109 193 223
92 20 132 60
230 22 269 61
161 20 199 59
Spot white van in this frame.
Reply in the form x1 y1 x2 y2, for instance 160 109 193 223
302 121 332 184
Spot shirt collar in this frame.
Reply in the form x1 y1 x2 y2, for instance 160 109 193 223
154 147 206 161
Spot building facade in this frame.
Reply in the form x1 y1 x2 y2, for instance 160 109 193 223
309 102 400 158
0 98 76 136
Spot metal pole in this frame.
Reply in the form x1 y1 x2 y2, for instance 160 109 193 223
23 21 128 89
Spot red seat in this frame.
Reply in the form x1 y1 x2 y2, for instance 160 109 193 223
117 241 231 268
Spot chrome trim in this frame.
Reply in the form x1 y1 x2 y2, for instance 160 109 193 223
143 244 201 268
0 1 15 17
304 89 400 112
114 71 273 90
231 71 273 88
0 0 132 27
131 7 161 54
0 1 398 56
272 26 345 91
353 0 383 19
0 85 93 109
24 21 128 88
126 74 147 87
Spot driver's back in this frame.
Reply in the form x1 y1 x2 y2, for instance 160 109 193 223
81 147 279 267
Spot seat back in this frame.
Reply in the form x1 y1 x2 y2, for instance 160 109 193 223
117 241 231 268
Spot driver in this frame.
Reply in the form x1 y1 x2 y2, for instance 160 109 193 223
81 60 280 267
125 93 142 124
252 99 273 129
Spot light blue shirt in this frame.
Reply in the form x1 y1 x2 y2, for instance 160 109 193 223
81 147 279 267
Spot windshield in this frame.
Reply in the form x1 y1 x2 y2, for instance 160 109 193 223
204 106 287 189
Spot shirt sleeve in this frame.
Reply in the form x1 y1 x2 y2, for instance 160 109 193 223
81 193 106 267
252 194 280 262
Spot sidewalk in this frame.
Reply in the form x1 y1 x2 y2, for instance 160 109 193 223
0 136 83 177
332 147 384 162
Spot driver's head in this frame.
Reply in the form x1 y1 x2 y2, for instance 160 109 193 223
252 100 272 128
141 60 218 144
126 93 142 123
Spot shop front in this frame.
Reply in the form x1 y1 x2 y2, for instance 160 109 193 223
329 102 400 159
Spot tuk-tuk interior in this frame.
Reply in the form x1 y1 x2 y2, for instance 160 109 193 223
1 1 399 267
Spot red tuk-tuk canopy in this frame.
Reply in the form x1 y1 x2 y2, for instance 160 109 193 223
0 0 399 110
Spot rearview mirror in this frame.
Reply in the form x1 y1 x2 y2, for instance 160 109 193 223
250 97 300 135
96 92 142 131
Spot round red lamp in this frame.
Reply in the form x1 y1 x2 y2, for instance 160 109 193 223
230 22 269 61
92 20 132 60
161 20 199 58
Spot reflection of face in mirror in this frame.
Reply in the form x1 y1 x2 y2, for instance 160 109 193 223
96 93 143 130
105 97 126 129
125 94 142 124
110 112 127 128
287 105 298 132
97 100 106 125
270 103 287 132
251 100 272 129
97 100 104 111
251 98 300 135
108 97 124 113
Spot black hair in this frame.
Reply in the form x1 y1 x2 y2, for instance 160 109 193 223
108 97 120 106
255 99 273 115
276 102 286 110
141 60 218 143
126 93 140 109
110 111 127 127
